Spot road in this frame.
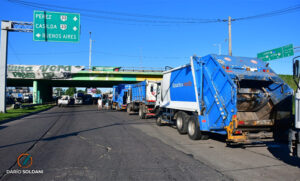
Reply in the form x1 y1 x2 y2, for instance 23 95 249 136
0 105 299 181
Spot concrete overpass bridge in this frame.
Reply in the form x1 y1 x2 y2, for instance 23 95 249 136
7 65 163 103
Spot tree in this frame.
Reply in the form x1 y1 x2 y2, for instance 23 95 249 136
96 89 101 94
77 90 86 94
65 87 76 96
54 88 65 96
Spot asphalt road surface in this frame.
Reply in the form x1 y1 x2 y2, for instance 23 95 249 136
0 105 299 181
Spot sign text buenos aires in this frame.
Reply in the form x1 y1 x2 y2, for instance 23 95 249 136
33 11 80 42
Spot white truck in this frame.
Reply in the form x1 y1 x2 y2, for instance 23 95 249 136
58 95 71 107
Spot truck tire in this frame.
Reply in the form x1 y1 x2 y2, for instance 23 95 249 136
187 116 209 140
139 105 146 119
176 111 189 134
156 115 163 126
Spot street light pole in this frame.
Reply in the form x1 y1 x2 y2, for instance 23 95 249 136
89 32 92 70
228 16 232 56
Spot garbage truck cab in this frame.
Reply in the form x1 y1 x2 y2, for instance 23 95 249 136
156 54 293 144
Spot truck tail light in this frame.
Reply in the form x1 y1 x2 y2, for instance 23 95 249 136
234 130 242 134
238 121 245 125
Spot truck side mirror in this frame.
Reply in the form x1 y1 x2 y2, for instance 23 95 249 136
293 59 300 77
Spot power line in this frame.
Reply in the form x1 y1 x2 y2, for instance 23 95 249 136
8 50 188 59
7 0 300 24
8 44 23 64
7 0 218 22
7 0 222 24
234 4 300 21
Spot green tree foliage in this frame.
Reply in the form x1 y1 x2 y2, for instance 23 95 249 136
96 89 102 94
77 90 86 94
65 87 76 96
54 88 65 96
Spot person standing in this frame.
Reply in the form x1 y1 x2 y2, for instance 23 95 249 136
97 97 103 110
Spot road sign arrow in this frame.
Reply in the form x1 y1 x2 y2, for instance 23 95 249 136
73 17 78 21
36 33 41 38
73 26 77 31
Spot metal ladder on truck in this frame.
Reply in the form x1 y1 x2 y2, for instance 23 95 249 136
290 56 300 158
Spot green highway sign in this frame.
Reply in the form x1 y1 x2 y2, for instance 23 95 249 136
33 11 80 42
257 44 294 61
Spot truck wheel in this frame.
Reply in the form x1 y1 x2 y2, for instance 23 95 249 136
156 115 163 126
176 112 188 134
139 106 146 119
187 116 209 140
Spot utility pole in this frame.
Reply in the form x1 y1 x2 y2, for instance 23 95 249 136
89 32 92 70
228 16 232 56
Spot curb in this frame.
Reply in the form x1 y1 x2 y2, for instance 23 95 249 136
0 105 55 125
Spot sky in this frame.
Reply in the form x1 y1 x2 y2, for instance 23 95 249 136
0 0 300 75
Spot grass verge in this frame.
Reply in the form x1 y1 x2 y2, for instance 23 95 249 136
0 104 54 122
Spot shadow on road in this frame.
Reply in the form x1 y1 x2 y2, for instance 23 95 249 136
40 107 120 115
267 143 300 168
0 126 8 130
206 132 300 168
0 120 151 150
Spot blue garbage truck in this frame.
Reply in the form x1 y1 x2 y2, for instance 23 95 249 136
126 80 159 119
155 54 293 144
112 84 131 110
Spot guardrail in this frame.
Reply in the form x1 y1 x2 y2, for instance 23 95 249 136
82 66 173 72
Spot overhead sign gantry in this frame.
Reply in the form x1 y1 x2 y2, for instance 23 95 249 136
0 10 80 113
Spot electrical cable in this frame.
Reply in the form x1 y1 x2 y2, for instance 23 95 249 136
6 0 300 24
7 0 222 24
234 4 300 21
7 0 219 22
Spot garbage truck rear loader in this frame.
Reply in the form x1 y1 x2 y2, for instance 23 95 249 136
112 84 131 110
156 54 293 143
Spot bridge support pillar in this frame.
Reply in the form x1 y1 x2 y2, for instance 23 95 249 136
33 80 52 104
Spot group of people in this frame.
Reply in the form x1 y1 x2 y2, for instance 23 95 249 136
97 95 112 110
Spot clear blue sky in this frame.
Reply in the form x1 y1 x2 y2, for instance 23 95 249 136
0 0 299 75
